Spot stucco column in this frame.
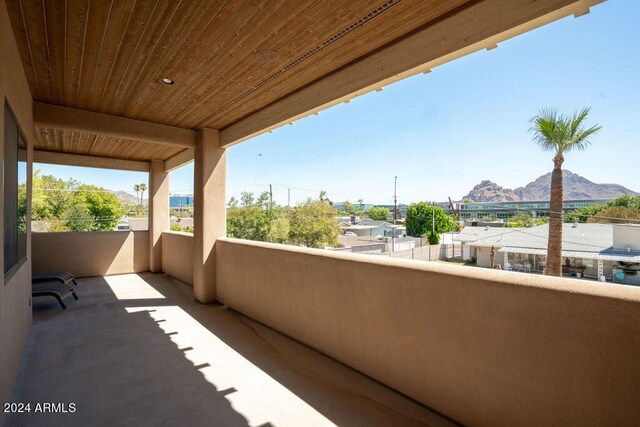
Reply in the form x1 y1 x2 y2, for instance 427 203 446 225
193 129 226 303
149 159 170 272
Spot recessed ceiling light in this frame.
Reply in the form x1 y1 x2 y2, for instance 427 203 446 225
256 50 279 62
161 77 175 85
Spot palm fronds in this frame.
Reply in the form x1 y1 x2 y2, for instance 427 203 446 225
530 107 601 155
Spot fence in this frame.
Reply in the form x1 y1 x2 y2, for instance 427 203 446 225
373 243 462 261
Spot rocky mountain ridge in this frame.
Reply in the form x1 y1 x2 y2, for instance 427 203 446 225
462 170 637 202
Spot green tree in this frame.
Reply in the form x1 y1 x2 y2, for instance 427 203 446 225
227 192 274 242
587 206 640 224
288 200 339 248
367 206 390 221
170 224 194 233
340 200 355 214
426 231 439 245
607 194 640 210
565 196 640 223
28 170 124 231
30 172 74 220
565 203 605 223
405 202 458 237
530 107 601 276
505 213 548 228
79 184 124 230
63 201 94 231
267 212 290 243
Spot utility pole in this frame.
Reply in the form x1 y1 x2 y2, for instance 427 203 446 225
392 176 398 254
393 176 398 225
269 184 273 211
432 201 436 236
287 188 290 207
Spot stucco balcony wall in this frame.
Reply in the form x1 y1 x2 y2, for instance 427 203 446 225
162 231 194 286
32 231 150 277
216 237 640 426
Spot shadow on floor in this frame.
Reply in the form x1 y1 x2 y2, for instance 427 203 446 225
7 273 455 427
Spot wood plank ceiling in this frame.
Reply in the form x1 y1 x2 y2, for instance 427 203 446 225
6 0 473 161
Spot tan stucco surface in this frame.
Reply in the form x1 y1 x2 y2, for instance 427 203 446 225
32 231 150 277
0 0 33 418
193 129 226 303
149 159 169 272
162 231 194 286
8 274 452 426
217 237 640 426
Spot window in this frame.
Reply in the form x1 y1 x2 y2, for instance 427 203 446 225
4 103 27 277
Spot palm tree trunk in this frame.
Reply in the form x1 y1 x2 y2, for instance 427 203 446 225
545 154 564 276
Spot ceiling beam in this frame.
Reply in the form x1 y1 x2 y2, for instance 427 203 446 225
219 0 604 148
34 150 150 172
34 102 197 148
164 148 195 172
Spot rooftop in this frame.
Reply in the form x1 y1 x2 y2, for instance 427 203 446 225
460 223 613 253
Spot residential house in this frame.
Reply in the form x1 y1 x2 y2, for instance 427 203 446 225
341 219 406 238
458 223 640 285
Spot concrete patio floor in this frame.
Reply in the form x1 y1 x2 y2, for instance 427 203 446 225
6 273 454 427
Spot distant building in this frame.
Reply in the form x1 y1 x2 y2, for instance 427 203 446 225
333 203 375 213
445 199 611 220
170 194 194 210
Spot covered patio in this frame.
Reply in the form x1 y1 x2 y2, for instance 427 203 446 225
10 273 450 426
3 0 640 425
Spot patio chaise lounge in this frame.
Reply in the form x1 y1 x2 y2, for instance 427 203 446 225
32 272 78 287
32 282 78 309
32 272 79 309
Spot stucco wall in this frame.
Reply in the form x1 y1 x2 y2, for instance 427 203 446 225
613 224 640 251
216 237 640 426
32 232 150 277
476 246 492 267
0 0 33 416
162 231 193 285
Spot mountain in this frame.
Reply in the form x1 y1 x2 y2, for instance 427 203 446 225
108 190 147 205
463 180 520 202
462 171 637 202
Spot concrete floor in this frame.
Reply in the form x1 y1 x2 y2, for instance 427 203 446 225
7 273 454 427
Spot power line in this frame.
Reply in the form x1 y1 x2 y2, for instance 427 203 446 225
33 188 136 194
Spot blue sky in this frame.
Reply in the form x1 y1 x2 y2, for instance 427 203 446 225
36 1 639 206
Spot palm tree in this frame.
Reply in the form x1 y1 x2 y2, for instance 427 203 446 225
133 183 147 205
138 183 147 205
133 184 141 205
530 107 601 276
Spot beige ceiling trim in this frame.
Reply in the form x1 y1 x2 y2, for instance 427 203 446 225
34 150 150 172
219 0 605 148
164 148 195 172
33 102 197 148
